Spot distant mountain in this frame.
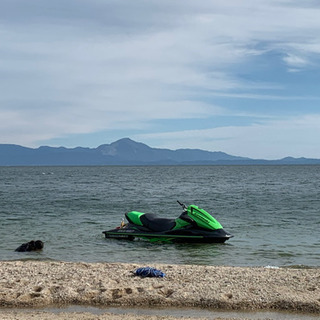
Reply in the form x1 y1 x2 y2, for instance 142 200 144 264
0 138 319 166
97 138 248 164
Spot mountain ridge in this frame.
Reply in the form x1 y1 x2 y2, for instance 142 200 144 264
0 137 319 166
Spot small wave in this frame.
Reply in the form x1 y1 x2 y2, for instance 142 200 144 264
10 256 56 262
282 264 319 269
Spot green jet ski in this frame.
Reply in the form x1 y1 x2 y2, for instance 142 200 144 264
103 201 233 243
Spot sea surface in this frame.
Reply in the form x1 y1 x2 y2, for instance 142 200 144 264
0 165 319 268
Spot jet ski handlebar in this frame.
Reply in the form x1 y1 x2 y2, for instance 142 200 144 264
177 200 187 210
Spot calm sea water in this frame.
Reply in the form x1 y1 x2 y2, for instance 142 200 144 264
0 166 319 267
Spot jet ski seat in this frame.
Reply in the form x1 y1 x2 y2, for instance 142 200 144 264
140 213 176 232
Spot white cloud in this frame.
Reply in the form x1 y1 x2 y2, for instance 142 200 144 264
135 114 320 159
283 53 309 72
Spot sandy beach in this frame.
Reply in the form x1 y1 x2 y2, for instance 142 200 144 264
0 261 319 319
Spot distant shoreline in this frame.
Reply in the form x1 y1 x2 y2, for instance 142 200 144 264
1 138 320 165
1 163 320 167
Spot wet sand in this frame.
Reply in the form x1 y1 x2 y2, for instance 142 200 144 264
0 310 251 320
0 261 319 319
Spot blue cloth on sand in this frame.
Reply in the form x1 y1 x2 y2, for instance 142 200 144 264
134 267 166 278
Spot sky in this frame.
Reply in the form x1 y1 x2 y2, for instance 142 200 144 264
1 0 320 159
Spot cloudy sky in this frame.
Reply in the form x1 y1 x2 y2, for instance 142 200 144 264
1 0 320 159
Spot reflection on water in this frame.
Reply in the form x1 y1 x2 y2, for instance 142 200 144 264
12 306 319 320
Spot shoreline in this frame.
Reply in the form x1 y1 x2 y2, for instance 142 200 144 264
0 261 319 319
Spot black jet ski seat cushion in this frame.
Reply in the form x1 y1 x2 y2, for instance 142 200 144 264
140 213 176 232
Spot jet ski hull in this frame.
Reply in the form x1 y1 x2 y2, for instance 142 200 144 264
103 227 232 243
